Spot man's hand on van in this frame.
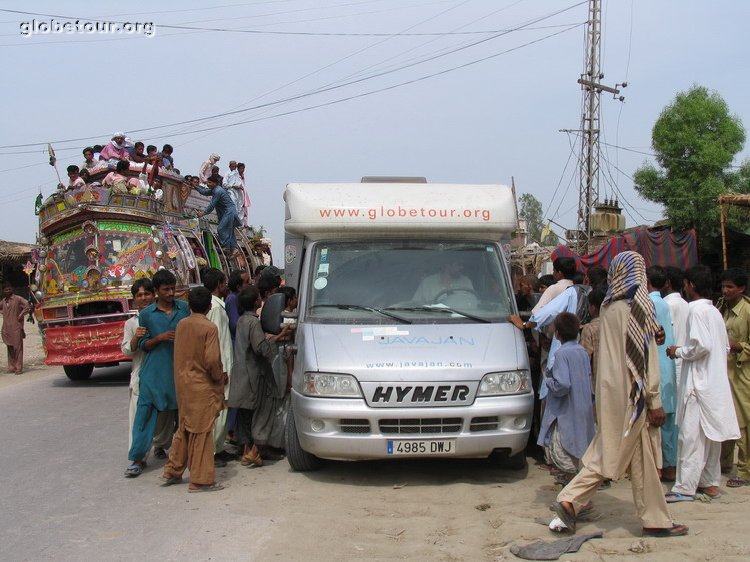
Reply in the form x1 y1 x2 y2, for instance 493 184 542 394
508 315 524 330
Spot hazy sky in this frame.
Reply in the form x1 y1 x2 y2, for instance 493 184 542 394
1 0 748 264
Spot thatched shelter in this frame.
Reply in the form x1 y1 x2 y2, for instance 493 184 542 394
0 239 34 289
719 193 750 269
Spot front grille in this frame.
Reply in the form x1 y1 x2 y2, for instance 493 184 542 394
379 418 462 435
339 419 371 434
470 416 499 432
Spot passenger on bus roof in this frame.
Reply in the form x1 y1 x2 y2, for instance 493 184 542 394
63 165 85 191
130 141 148 164
81 147 101 172
99 132 130 165
199 153 220 183
103 161 138 193
161 144 174 170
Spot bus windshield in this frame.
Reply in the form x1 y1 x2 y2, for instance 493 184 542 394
42 222 166 295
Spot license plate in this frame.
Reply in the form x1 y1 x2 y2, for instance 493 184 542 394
386 439 456 456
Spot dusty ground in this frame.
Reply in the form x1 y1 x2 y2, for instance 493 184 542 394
3 317 750 560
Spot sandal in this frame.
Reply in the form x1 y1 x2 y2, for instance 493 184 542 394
124 463 145 478
665 491 694 503
160 475 183 487
551 501 577 532
188 482 225 493
696 487 721 499
642 524 689 537
153 448 167 460
726 477 750 488
240 449 263 468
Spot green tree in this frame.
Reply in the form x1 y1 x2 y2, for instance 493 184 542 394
633 86 746 237
519 193 559 245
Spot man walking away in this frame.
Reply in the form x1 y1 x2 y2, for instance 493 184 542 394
553 252 687 538
125 270 188 477
162 287 226 492
1 283 30 375
666 265 740 501
719 268 750 487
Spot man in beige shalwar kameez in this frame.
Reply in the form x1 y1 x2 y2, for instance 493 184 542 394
162 287 226 492
1 284 30 375
553 252 688 538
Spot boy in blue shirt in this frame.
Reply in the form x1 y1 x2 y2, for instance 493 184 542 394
538 312 595 482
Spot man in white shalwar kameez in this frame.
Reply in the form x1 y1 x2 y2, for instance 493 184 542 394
666 265 740 501
662 267 689 388
202 268 234 463
223 160 247 225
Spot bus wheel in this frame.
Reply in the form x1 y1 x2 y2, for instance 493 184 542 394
285 404 322 472
64 364 94 381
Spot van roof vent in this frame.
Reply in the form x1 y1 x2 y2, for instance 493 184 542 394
360 176 427 183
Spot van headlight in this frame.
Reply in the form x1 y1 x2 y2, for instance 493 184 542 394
303 372 362 398
477 370 530 396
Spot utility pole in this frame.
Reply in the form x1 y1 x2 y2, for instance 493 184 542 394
573 0 625 255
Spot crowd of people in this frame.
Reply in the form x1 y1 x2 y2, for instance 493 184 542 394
511 255 750 537
54 132 251 255
122 264 294 492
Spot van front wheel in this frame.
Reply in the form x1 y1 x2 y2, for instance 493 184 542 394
285 405 322 472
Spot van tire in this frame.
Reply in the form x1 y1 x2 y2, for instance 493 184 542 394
504 451 528 471
285 405 322 472
490 450 528 471
64 364 94 381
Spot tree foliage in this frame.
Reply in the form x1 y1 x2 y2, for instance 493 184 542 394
519 193 559 245
633 86 746 236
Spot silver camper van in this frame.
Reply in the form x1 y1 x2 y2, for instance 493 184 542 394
264 181 532 470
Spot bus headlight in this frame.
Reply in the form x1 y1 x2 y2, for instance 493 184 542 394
303 372 362 398
477 371 530 396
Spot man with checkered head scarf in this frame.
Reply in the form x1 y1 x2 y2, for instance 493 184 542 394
551 251 688 538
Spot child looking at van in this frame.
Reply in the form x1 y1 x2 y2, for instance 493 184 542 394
537 312 595 483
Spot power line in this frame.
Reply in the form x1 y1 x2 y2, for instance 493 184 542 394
0 3 587 150
0 4 579 37
163 0 477 141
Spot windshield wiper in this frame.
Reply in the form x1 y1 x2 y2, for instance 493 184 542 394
384 305 490 323
309 304 412 324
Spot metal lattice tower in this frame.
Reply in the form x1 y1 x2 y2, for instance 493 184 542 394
573 0 624 254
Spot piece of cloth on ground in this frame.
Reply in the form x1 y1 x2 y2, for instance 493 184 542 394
510 532 603 560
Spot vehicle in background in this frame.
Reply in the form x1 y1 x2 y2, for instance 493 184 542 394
33 165 271 380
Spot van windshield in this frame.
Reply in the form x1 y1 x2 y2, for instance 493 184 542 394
306 241 513 323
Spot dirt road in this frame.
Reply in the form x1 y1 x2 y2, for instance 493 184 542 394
2 319 750 560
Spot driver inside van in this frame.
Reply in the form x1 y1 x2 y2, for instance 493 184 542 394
412 258 474 304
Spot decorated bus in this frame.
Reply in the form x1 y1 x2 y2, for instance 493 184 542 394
32 164 271 380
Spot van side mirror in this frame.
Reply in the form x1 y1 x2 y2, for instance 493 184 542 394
261 292 286 334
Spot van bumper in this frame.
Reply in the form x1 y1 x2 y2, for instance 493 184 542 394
291 389 533 461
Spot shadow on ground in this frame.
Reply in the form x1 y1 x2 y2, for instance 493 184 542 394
50 364 130 387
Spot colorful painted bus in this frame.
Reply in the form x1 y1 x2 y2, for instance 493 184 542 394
33 165 271 380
